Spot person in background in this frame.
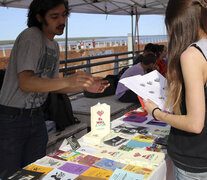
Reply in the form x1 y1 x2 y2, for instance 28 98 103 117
144 0 207 179
0 0 109 178
92 39 95 48
116 53 157 103
133 43 156 65
156 45 167 77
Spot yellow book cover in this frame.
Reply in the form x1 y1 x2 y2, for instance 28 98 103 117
81 167 113 179
132 134 155 143
24 164 53 177
123 164 154 179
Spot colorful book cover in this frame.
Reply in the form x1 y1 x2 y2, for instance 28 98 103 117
148 127 170 137
77 155 101 166
41 168 78 180
34 156 66 168
118 145 134 151
24 164 53 177
131 134 155 143
126 140 152 148
8 169 43 180
47 150 67 161
58 162 90 175
60 150 86 162
93 158 126 171
109 168 144 180
123 164 154 179
81 167 113 179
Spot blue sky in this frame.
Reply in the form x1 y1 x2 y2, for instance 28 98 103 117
0 7 166 41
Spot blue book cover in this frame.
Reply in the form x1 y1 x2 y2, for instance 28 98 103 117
109 168 144 180
93 158 126 171
126 140 152 148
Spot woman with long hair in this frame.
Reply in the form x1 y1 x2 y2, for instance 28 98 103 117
144 0 207 179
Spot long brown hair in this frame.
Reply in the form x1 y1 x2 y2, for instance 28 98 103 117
165 0 207 114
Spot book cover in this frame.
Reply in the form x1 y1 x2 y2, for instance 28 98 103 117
109 168 144 180
77 155 101 166
148 127 170 137
81 167 113 179
131 134 155 143
8 169 43 180
113 124 149 135
58 162 90 175
93 146 126 160
103 136 128 146
147 119 167 127
118 145 134 151
41 168 78 180
126 149 165 166
123 115 147 123
123 164 154 179
76 144 98 155
34 156 66 168
60 150 86 162
82 131 108 145
93 158 126 171
47 150 67 161
24 164 53 177
126 140 152 148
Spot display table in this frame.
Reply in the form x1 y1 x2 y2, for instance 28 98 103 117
109 116 174 180
11 109 174 180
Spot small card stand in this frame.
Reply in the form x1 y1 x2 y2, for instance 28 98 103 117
83 103 111 145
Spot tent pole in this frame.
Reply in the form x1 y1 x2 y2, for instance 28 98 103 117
64 16 68 77
131 11 135 65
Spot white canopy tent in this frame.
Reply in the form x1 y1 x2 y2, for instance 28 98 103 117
0 0 168 15
0 0 168 68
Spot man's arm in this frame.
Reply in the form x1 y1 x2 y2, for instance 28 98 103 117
18 70 109 94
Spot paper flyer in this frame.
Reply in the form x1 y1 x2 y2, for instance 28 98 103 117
119 70 167 109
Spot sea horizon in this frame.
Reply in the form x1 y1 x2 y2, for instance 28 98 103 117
0 34 167 50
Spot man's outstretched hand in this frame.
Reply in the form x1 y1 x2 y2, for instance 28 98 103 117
84 77 110 93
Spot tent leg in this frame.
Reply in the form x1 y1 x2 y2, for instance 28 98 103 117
64 17 68 76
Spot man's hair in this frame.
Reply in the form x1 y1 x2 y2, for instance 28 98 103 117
27 0 69 28
144 43 157 54
142 53 156 65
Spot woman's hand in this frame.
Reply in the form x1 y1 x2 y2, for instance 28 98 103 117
144 99 159 116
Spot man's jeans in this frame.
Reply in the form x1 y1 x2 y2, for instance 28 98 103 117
173 164 207 180
0 108 48 179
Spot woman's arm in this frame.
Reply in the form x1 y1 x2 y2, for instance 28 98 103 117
144 47 206 133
